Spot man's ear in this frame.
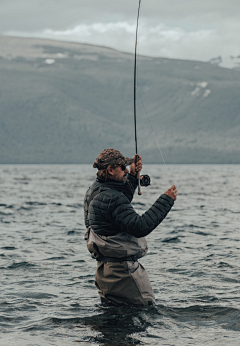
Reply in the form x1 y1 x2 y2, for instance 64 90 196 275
107 166 114 176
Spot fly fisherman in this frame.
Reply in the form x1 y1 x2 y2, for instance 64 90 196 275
84 148 177 306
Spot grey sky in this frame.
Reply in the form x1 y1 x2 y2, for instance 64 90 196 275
1 0 240 64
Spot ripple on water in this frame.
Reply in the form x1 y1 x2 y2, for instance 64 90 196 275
1 164 240 345
7 262 37 270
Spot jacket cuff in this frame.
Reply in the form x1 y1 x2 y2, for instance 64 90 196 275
127 173 138 185
161 194 174 206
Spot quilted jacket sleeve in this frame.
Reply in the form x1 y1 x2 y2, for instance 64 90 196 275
108 192 174 238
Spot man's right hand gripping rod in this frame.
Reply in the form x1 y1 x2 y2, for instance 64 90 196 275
135 154 142 195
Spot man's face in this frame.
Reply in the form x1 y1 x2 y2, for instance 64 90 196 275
109 165 129 182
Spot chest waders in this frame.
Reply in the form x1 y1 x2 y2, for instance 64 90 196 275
84 187 155 306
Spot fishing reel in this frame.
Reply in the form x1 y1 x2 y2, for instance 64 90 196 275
140 175 151 187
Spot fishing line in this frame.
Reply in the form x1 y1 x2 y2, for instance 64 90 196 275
126 179 135 195
136 87 167 167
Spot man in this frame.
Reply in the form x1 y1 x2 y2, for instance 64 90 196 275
84 148 177 306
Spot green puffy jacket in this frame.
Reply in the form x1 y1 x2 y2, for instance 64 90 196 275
84 174 174 238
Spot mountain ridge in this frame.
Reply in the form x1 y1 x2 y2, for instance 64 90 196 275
0 35 240 164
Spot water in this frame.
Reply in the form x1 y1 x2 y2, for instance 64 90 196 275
1 164 240 345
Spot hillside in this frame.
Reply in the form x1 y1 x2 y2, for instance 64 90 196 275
0 35 240 163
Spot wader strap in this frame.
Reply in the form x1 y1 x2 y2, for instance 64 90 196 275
96 255 138 263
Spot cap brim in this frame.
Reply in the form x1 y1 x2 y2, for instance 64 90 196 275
124 157 134 166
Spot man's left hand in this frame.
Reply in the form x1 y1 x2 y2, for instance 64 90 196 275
129 155 142 177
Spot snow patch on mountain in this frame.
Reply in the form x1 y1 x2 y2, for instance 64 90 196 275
197 82 208 88
45 58 55 65
191 87 200 96
203 89 211 97
191 82 209 97
209 55 240 69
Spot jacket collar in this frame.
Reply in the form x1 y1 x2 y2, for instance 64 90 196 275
96 177 126 191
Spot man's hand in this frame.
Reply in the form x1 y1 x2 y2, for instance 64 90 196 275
129 155 142 177
164 185 177 201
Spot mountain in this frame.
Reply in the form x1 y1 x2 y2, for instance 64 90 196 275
0 35 240 164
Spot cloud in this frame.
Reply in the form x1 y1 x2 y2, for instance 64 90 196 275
44 22 136 36
4 22 220 62
1 0 240 65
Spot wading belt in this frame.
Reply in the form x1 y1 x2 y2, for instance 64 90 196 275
96 255 138 263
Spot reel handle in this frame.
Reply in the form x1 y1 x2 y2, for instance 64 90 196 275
135 154 142 195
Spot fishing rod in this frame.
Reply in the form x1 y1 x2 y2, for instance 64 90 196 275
134 0 142 196
133 1 167 194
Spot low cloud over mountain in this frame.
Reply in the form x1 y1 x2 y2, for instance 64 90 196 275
0 35 240 164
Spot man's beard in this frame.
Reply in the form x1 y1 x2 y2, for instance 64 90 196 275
111 172 127 182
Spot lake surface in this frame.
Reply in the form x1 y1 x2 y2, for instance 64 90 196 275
1 164 240 345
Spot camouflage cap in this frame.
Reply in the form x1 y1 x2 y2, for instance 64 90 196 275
93 148 134 170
